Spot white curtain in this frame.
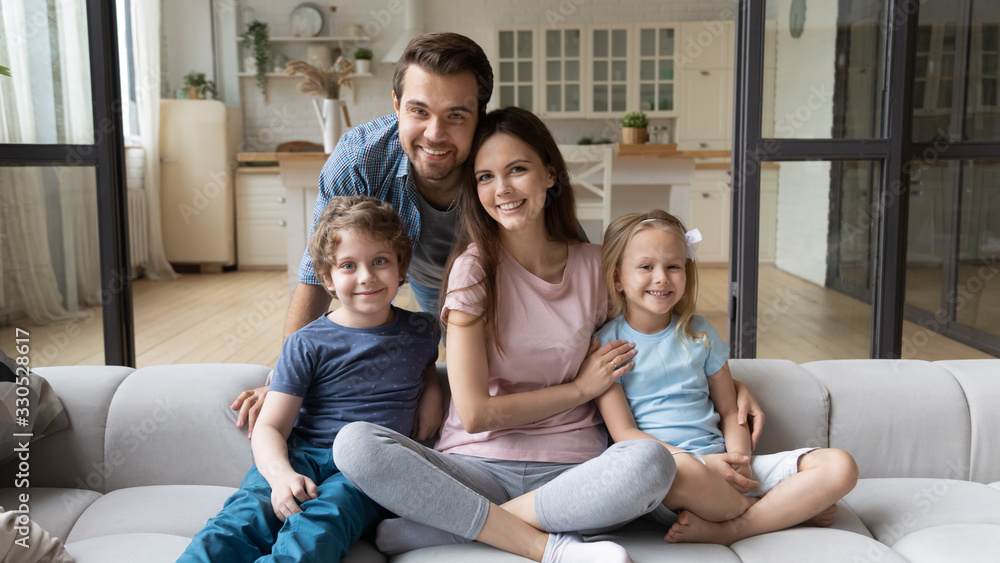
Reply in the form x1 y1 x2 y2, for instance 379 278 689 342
132 0 177 280
0 0 87 323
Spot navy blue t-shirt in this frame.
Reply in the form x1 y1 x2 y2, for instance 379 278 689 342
269 307 440 448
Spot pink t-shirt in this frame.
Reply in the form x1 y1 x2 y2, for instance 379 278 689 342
435 242 609 463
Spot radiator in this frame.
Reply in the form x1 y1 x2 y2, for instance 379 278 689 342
127 187 149 276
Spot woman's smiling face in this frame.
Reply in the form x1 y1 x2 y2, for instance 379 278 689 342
473 132 555 233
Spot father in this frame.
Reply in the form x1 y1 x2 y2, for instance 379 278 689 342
230 32 491 432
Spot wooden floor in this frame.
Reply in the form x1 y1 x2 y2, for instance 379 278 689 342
0 266 994 369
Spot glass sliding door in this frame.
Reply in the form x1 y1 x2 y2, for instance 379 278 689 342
0 0 132 365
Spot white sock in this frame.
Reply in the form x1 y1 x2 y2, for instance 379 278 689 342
375 517 470 555
541 532 631 563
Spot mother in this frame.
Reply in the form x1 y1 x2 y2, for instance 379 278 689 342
334 107 755 562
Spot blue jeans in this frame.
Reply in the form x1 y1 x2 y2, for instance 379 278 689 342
407 279 440 316
178 433 383 562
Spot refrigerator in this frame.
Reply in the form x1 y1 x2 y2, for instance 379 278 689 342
159 99 242 266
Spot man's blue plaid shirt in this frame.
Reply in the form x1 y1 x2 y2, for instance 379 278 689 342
297 114 421 285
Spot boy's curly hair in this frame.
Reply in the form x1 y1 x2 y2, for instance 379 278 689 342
309 196 412 297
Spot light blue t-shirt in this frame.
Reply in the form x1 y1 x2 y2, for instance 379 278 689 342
269 307 440 448
595 314 730 455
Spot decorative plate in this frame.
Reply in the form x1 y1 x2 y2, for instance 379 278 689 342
291 3 324 37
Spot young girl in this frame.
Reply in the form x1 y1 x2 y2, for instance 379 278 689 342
594 210 859 545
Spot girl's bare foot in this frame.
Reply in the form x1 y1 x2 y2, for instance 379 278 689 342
803 504 838 527
664 510 735 545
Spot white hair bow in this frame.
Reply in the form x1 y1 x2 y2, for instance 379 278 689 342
685 228 702 261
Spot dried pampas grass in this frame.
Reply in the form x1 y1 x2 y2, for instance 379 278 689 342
284 57 355 99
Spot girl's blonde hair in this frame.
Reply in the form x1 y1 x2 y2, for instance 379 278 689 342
601 209 707 346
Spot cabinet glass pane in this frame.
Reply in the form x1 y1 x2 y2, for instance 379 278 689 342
565 30 580 57
499 31 514 59
565 61 580 81
612 30 627 57
640 84 655 111
0 166 104 366
985 79 998 106
517 31 533 58
547 61 561 81
611 84 627 111
984 54 998 76
641 29 656 57
640 60 656 81
500 86 515 108
566 84 580 111
594 30 608 57
659 28 675 56
547 85 562 112
659 59 674 80
764 0 885 139
0 0 94 145
547 30 561 57
658 83 674 111
612 61 627 82
500 62 514 83
593 85 608 112
915 55 929 76
916 25 932 52
593 61 608 82
914 81 927 109
518 86 533 111
518 62 532 82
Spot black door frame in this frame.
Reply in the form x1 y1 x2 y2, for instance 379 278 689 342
0 0 134 367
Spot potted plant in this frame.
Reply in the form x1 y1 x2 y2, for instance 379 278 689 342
285 57 356 153
241 19 271 102
621 111 649 144
182 71 219 100
353 47 373 75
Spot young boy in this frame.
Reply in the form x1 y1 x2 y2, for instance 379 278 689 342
179 195 443 562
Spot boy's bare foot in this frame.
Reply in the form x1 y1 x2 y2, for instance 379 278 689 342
664 510 734 545
803 504 838 527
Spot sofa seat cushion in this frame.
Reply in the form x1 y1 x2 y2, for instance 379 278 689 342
890 524 1000 563
0 487 101 542
66 533 192 563
65 484 236 544
842 478 1000 547
730 528 908 562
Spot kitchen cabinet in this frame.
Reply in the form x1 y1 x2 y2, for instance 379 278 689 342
496 27 538 112
675 21 735 151
635 25 679 114
542 26 585 116
236 168 288 269
589 25 633 116
689 170 732 264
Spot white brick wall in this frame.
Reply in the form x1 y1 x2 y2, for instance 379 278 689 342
229 0 738 147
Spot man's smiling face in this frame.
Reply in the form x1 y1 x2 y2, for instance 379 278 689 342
393 65 480 190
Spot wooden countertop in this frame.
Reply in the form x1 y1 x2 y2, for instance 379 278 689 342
238 152 329 162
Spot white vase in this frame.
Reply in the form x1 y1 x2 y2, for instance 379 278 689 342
355 59 371 75
313 98 345 153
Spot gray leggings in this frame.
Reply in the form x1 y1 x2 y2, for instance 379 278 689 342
332 421 675 540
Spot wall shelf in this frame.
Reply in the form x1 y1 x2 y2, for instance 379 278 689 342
237 72 373 78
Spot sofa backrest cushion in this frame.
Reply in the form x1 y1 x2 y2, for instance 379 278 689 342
803 360 972 481
103 364 269 491
935 360 1000 484
729 359 830 455
0 366 133 492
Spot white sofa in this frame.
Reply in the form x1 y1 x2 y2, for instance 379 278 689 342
2 359 999 562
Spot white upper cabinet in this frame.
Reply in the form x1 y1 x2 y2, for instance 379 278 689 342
541 27 585 117
496 27 538 112
635 25 679 115
589 25 632 116
677 21 735 71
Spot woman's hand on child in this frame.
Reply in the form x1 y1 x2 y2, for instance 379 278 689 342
703 453 758 494
270 471 319 522
573 339 637 401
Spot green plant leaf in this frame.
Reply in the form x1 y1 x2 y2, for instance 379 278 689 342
0 65 10 77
